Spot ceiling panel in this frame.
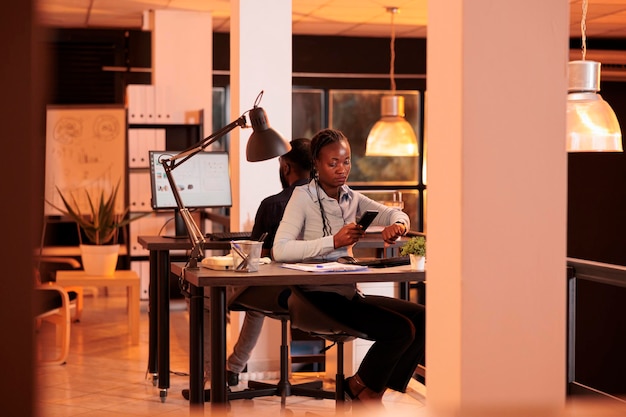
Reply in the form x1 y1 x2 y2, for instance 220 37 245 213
36 0 626 39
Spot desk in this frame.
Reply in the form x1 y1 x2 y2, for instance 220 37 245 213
137 236 230 400
171 261 425 408
139 234 406 400
55 270 140 344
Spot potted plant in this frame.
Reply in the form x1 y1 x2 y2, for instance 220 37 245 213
46 181 148 276
400 235 426 271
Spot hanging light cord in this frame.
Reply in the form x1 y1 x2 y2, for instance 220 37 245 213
581 0 587 60
388 7 398 93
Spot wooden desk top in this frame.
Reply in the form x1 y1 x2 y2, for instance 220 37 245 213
138 233 407 251
137 235 232 250
171 261 424 288
55 269 140 285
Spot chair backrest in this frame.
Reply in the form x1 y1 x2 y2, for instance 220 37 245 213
34 285 69 317
34 284 71 365
287 286 367 341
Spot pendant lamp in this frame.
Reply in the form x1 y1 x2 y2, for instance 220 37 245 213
365 7 418 156
567 0 622 152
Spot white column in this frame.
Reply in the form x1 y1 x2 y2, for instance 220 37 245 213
230 0 292 232
228 0 292 373
150 10 213 136
427 0 568 414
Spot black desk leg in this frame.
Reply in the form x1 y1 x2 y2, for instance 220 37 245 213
400 282 409 301
189 282 204 409
210 286 228 407
157 250 170 402
147 250 158 385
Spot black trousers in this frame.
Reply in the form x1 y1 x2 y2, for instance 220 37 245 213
303 291 425 393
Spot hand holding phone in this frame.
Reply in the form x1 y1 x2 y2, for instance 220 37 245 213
356 210 378 231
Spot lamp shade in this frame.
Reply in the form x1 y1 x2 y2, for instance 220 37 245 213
365 95 418 156
246 107 291 161
567 60 623 152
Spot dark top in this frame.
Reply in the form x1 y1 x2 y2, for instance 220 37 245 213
250 178 310 251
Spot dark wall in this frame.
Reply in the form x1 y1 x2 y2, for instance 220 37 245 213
221 33 427 90
46 28 151 104
48 30 427 104
567 81 626 266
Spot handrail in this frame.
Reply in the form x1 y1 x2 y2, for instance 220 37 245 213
567 257 626 288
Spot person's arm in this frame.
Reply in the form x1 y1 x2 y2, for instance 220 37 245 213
356 194 410 244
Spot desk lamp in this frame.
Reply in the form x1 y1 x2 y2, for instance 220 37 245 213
159 91 290 268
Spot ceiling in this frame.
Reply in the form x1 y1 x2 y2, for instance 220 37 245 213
35 0 626 39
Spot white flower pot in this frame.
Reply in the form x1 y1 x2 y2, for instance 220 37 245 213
409 254 425 271
80 244 120 276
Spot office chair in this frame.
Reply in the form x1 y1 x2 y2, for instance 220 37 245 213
287 285 369 406
189 286 325 405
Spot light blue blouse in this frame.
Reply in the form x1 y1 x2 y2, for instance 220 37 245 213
273 179 409 297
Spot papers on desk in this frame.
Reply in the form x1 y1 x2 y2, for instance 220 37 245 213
281 262 368 273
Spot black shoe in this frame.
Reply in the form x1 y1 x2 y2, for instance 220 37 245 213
181 388 211 401
227 370 239 386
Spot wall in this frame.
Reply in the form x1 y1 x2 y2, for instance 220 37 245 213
2 1 44 415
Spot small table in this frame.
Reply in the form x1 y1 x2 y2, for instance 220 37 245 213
55 270 141 345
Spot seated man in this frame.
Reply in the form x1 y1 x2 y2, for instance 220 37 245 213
226 137 312 385
182 138 312 400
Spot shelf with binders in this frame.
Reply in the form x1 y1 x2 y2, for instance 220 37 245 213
127 110 210 300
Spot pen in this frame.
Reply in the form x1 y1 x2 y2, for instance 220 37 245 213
231 241 249 270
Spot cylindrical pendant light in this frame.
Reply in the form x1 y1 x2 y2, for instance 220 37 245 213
567 0 622 152
366 96 418 155
567 60 622 152
365 7 418 157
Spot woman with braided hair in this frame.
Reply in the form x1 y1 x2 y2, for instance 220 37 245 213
273 128 425 405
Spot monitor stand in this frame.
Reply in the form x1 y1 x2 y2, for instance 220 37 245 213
163 209 191 240
174 209 187 238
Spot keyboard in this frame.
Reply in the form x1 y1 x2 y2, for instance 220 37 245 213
207 231 253 241
351 256 411 268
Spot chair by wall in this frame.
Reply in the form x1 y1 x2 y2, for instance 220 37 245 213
34 284 71 365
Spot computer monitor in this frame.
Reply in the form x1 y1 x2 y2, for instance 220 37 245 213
149 150 233 237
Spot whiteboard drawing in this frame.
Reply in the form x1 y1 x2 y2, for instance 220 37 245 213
45 106 126 215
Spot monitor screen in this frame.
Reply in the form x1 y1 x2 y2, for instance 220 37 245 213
149 150 233 210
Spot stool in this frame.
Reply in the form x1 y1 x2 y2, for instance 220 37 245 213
55 270 140 345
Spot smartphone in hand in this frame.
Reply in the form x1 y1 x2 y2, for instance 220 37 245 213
356 210 378 231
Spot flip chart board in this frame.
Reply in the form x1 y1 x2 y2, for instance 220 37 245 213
45 105 127 215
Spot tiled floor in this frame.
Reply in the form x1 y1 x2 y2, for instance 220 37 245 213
35 289 427 417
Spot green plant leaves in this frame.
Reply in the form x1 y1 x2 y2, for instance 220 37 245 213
46 181 148 245
400 236 426 257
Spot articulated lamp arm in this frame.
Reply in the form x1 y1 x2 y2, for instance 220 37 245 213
158 90 291 269
160 116 247 269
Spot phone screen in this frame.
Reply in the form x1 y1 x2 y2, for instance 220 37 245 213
357 210 378 231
